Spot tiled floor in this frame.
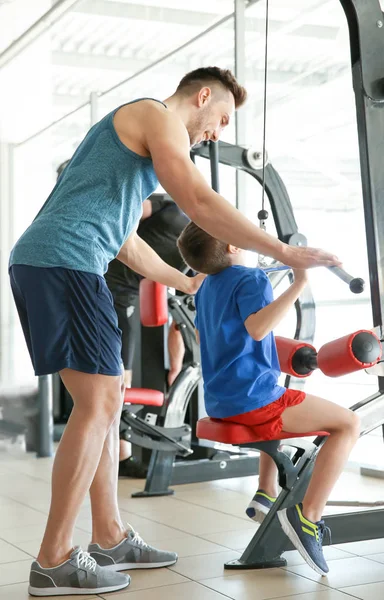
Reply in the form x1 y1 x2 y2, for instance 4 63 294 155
1 448 384 599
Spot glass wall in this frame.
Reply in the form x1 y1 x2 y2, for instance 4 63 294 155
244 0 378 467
3 0 382 468
9 104 91 384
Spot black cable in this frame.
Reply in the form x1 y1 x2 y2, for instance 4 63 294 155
261 0 269 215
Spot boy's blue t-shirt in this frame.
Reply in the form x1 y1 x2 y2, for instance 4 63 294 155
195 265 285 418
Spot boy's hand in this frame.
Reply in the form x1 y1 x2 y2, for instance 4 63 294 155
292 269 308 286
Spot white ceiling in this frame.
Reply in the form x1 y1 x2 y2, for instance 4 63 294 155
1 0 367 211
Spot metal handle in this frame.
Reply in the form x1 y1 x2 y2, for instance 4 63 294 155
261 264 291 273
261 264 365 294
327 266 365 294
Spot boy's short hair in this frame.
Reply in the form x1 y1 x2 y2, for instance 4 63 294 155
176 67 247 109
177 222 230 275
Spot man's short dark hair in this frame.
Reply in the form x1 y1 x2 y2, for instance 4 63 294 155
176 67 247 109
177 222 231 275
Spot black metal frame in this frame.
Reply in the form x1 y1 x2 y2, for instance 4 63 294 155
125 142 317 495
215 0 384 569
126 0 384 498
125 290 261 497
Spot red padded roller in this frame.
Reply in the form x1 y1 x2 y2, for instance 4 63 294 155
124 388 164 406
139 279 168 327
276 336 317 378
196 417 329 445
317 329 382 377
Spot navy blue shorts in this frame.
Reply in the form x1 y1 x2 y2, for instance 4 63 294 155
9 265 123 377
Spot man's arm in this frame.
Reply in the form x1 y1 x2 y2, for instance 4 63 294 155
140 199 152 221
142 105 340 270
117 232 204 294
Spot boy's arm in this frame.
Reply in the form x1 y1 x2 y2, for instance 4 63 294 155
195 329 200 344
245 270 307 341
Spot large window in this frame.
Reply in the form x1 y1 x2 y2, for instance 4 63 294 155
3 1 382 470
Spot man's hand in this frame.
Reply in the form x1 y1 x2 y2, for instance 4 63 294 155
281 245 341 269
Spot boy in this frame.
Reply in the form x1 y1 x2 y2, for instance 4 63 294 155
177 222 360 576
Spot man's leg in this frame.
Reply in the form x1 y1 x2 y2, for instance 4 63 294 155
112 294 136 392
281 394 360 522
167 320 185 386
90 378 126 547
86 378 178 569
120 438 132 461
112 293 134 458
37 369 123 568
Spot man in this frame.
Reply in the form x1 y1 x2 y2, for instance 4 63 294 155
104 194 189 477
56 167 187 478
9 66 339 597
105 194 189 391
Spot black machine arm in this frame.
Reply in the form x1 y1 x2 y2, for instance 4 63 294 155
168 293 201 366
328 266 365 294
192 141 300 244
339 0 384 333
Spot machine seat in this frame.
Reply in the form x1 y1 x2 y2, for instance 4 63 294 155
124 388 164 407
196 417 329 445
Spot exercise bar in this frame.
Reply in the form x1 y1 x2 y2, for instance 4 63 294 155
327 266 365 294
261 264 365 294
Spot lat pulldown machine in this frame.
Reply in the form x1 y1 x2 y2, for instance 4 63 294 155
196 0 384 570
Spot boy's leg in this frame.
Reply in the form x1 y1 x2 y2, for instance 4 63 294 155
37 369 123 567
276 393 360 575
246 452 279 522
281 393 360 522
258 452 279 498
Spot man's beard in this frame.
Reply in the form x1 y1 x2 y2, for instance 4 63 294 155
187 107 210 146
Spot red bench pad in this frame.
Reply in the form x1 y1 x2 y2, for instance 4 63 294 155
124 388 164 407
139 279 168 327
196 417 329 445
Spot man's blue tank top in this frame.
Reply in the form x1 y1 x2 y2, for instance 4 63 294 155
9 98 163 275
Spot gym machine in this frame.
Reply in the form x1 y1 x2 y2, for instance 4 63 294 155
122 136 365 497
195 0 384 569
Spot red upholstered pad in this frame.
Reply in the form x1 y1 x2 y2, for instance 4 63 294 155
139 279 168 327
124 388 164 407
196 417 329 445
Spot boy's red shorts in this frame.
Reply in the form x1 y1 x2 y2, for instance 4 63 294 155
222 388 306 440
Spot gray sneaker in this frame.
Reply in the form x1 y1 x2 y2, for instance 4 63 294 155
88 528 178 571
28 546 130 596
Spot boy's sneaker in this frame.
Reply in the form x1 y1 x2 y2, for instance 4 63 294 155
246 489 276 523
278 504 330 576
28 546 130 596
89 527 178 571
